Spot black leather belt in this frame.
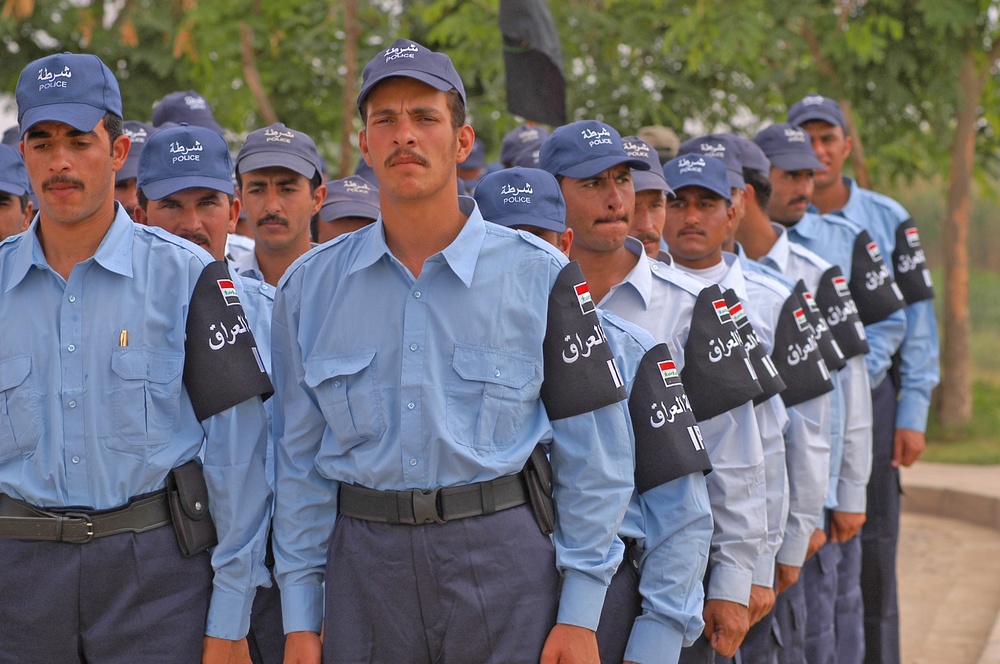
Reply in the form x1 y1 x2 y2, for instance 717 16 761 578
0 491 172 543
339 472 530 525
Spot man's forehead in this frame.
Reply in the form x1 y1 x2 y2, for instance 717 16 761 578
159 187 230 202
365 77 451 108
672 184 724 200
799 119 840 135
241 166 308 183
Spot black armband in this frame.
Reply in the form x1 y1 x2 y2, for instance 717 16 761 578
771 293 835 408
892 219 935 303
849 230 906 324
814 266 869 360
722 289 785 405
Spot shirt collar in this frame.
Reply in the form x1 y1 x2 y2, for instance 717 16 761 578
349 197 484 288
608 236 654 308
762 222 791 274
719 251 746 299
789 211 823 240
6 204 133 293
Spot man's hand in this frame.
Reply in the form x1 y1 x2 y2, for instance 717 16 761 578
539 623 600 664
283 631 322 664
702 598 749 658
747 584 776 626
202 636 251 664
776 563 801 595
806 528 827 560
829 511 866 543
893 428 926 468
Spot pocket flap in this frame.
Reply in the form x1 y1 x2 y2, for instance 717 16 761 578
112 348 184 383
0 355 30 392
452 344 534 389
169 460 211 521
303 349 377 388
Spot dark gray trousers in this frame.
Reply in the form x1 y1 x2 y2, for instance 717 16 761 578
596 543 642 664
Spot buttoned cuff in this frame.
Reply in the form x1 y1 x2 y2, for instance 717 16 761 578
836 481 869 514
280 583 325 634
751 554 776 587
206 587 256 640
895 391 931 433
776 534 809 568
556 569 609 630
623 615 686 664
706 564 752 606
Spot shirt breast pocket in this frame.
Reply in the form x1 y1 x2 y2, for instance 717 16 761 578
447 344 536 452
303 349 387 453
111 348 185 447
0 355 42 461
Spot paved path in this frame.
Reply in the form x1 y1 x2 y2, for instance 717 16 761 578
900 462 1000 664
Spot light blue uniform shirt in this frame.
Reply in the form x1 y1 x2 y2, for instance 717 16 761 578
270 199 634 634
600 310 713 662
757 228 874 514
600 238 766 607
0 207 272 640
231 249 264 283
238 275 276 488
830 178 940 432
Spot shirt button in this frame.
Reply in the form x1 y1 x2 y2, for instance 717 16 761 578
494 368 501 377
68 295 76 303
71 456 80 464
409 343 418 351
68 400 76 408
67 344 76 352
334 380 342 388
409 458 418 466
413 290 422 299
407 402 415 410
651 264 659 271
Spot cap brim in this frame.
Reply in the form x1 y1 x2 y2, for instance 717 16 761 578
632 170 673 194
768 153 826 173
667 174 731 202
319 200 380 223
140 175 235 201
790 110 843 128
727 168 746 189
19 104 104 138
117 156 139 183
237 152 318 180
0 180 27 196
558 155 650 179
358 70 458 109
490 212 565 234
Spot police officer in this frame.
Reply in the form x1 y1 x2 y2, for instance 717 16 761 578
0 144 32 240
233 123 326 286
500 123 550 168
114 120 153 221
271 39 634 664
316 175 379 243
540 120 768 661
788 95 939 664
474 166 715 664
1 51 272 663
621 135 671 257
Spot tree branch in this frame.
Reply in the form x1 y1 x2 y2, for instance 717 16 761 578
239 22 279 126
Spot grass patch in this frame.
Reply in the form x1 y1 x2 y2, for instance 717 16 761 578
925 381 1000 464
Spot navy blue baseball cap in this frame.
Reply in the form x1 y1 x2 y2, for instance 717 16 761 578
1 126 18 148
501 124 549 168
117 121 155 183
621 136 672 193
320 176 380 223
152 91 224 133
539 120 649 179
662 154 732 202
734 136 771 180
678 133 746 189
0 145 29 197
236 123 322 180
753 123 825 173
358 38 466 112
474 167 566 234
787 94 846 129
461 138 486 170
137 124 234 201
16 52 122 139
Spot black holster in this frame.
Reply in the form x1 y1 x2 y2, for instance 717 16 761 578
166 459 218 557
524 444 555 535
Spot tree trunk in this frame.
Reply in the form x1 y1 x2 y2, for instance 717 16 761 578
338 0 359 178
937 52 979 427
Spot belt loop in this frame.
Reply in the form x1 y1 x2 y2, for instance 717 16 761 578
479 482 496 516
389 491 405 525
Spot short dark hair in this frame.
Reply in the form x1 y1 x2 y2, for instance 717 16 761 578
743 167 772 210
136 188 235 211
360 81 465 130
18 192 29 212
104 112 124 156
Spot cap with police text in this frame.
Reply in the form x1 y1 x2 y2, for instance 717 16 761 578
662 154 732 202
734 136 771 181
236 123 322 180
753 123 825 173
358 38 466 112
117 121 155 184
678 133 746 189
621 136 672 194
474 167 566 234
501 124 550 168
320 176 380 223
0 145 29 197
152 91 224 134
16 52 122 139
787 94 846 129
636 125 681 162
137 124 234 201
539 120 650 179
